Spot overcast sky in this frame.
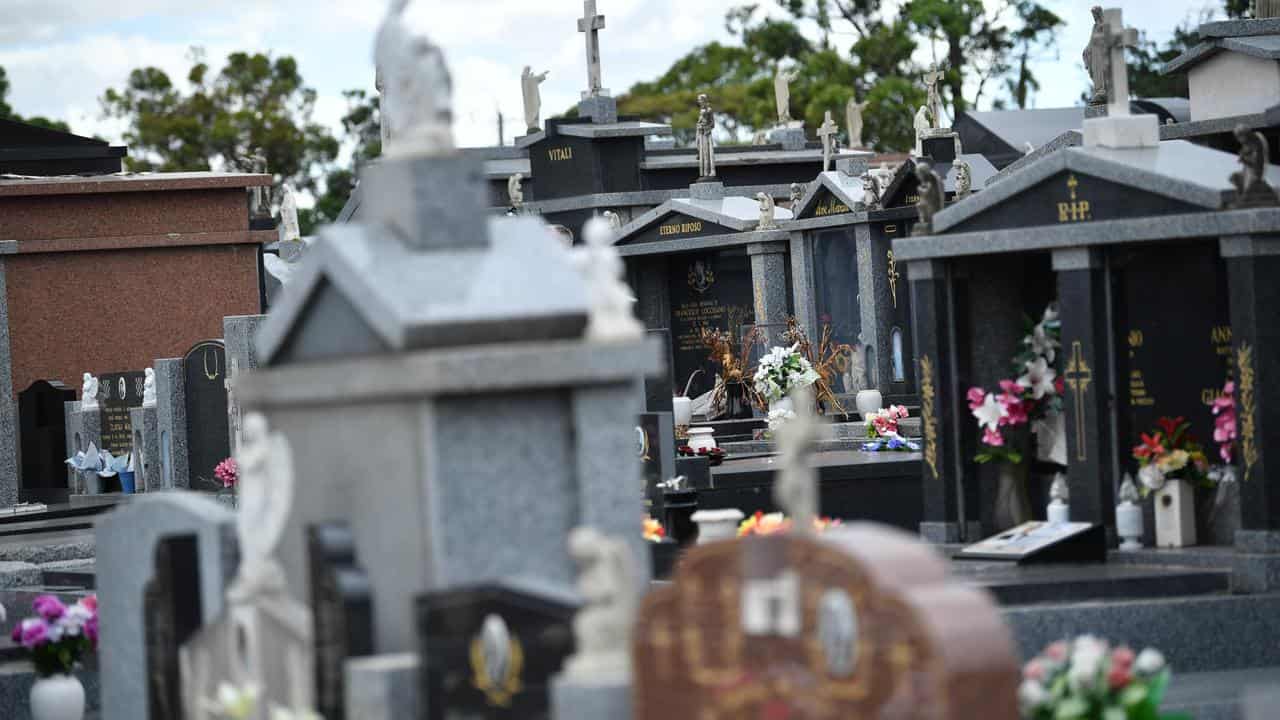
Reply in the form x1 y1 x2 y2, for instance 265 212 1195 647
0 0 1222 151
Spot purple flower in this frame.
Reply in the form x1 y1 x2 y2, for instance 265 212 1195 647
33 595 65 622
19 618 49 649
887 437 906 450
85 616 99 648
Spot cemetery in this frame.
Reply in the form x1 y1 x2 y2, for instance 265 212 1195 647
0 1 1279 719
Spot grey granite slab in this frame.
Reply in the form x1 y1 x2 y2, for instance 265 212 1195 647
616 228 792 258
951 561 1230 605
710 449 920 482
1165 666 1280 720
0 259 15 508
557 120 672 138
519 183 797 215
483 157 531 179
1199 17 1280 39
641 148 831 170
986 130 1082 187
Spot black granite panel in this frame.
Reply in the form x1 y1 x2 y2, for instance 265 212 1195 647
667 249 754 399
1226 253 1280 531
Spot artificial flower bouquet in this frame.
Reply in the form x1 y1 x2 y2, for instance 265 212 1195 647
861 405 920 451
643 516 667 543
700 325 765 416
214 457 238 489
969 304 1064 464
1211 379 1237 464
737 511 842 536
10 595 98 676
1132 416 1210 496
753 343 821 405
677 445 727 466
1019 636 1188 720
780 318 853 414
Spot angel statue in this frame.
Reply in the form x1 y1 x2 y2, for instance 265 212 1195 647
374 0 454 156
562 527 638 679
913 164 945 236
80 373 100 410
575 218 644 342
228 412 295 600
142 368 157 408
756 192 779 231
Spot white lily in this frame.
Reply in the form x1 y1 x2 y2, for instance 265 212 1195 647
1017 357 1057 399
972 393 1007 431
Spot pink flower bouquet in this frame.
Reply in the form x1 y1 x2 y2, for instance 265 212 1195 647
10 595 98 676
1019 636 1187 720
214 457 238 489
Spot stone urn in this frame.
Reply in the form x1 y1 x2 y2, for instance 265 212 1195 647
686 427 717 453
855 389 882 419
691 509 744 544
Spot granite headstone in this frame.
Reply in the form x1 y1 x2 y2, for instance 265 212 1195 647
18 380 75 503
97 370 146 457
182 341 231 489
667 250 754 399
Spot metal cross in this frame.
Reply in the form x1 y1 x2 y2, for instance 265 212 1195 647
1063 340 1093 462
1102 9 1140 117
578 0 607 97
818 112 839 172
886 250 901 308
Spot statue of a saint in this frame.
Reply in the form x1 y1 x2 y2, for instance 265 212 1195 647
374 0 455 155
229 413 295 599
1231 124 1278 208
953 159 973 200
278 184 302 245
913 106 932 156
575 218 644 342
695 94 716 179
521 66 550 133
913 165 945 236
507 173 524 209
846 96 869 149
756 192 779 231
1083 6 1111 106
561 527 638 679
861 173 882 210
789 182 803 207
80 373 100 410
774 67 801 125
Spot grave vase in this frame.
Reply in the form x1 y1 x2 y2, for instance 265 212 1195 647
30 674 85 720
993 461 1033 532
1197 475 1240 547
1155 478 1197 548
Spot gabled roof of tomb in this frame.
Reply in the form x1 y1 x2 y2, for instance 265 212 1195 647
931 140 1280 234
879 154 997 209
1164 19 1280 74
612 192 794 247
793 170 867 219
255 215 589 366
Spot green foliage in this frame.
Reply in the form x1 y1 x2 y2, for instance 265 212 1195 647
0 66 71 132
1126 20 1202 100
100 48 339 198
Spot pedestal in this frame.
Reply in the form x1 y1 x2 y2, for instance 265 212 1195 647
64 404 101 495
1155 479 1197 548
768 126 807 151
692 509 743 544
129 406 160 492
550 674 632 720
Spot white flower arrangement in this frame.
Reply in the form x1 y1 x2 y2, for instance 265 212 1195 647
753 344 820 404
766 408 797 433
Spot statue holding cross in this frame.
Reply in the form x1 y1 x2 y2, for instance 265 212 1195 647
578 0 607 98
1083 6 1138 111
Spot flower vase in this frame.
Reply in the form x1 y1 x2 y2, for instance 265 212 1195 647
723 382 753 420
1155 477 1197 548
769 396 796 415
81 472 101 496
993 462 1033 532
30 674 85 720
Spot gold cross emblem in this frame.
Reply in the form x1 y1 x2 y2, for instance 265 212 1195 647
887 250 901 308
1067 174 1079 200
1064 340 1092 461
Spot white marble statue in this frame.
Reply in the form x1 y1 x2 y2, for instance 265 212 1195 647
774 385 819 533
774 67 801 125
923 64 945 129
507 173 524 209
562 527 638 680
575 218 644 342
953 159 973 199
521 66 550 133
374 0 455 156
695 94 716 179
913 106 932 156
751 130 768 146
603 210 622 230
1083 6 1111 106
278 185 302 246
789 182 803 207
80 373 100 410
229 412 294 599
846 96 869 149
142 368 156 408
755 192 779 231
861 172 882 209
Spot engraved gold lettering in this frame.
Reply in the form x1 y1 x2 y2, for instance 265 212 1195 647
547 147 574 161
920 356 939 479
814 199 851 217
1057 175 1092 223
660 220 704 237
1238 343 1257 482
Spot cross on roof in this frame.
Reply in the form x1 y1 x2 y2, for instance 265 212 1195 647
578 0 607 97
818 112 839 172
1102 8 1139 116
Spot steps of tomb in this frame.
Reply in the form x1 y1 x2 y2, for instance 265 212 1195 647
1163 665 1280 720
1002 592 1280 673
955 561 1231 605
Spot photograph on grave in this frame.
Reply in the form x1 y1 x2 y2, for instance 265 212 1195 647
18 379 76 503
183 340 231 490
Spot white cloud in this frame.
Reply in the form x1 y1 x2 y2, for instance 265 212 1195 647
0 0 1218 151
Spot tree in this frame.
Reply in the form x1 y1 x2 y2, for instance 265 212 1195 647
0 66 71 132
302 90 382 231
619 7 922 151
101 49 339 200
1004 2 1064 109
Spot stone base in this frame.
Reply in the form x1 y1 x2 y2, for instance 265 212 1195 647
1083 113 1159 149
1084 103 1108 119
769 126 807 151
550 673 632 720
344 654 419 720
919 130 962 164
64 406 101 495
578 94 618 124
688 180 726 201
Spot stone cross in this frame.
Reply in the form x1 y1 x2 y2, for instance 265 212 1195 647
818 111 839 172
1103 9 1138 116
773 385 819 533
578 0 607 97
1063 340 1093 463
924 64 945 129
